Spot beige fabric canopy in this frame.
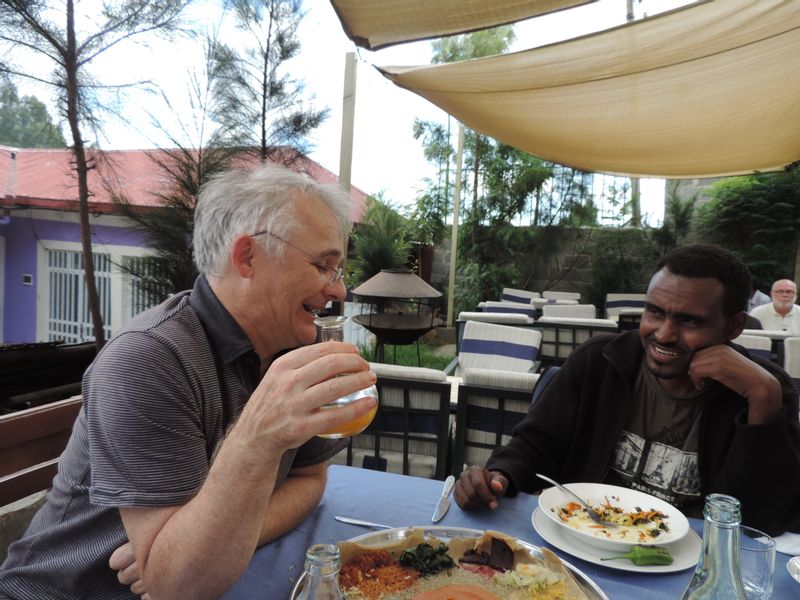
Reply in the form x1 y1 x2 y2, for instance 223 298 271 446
338 0 800 178
329 0 595 50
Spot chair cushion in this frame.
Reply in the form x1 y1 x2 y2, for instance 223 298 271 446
501 287 540 303
459 321 542 374
369 363 447 382
462 368 539 393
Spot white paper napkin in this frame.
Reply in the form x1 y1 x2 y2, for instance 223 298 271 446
774 532 800 555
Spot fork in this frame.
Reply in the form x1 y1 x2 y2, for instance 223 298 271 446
535 473 618 528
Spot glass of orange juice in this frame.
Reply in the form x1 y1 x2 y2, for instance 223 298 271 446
314 316 379 439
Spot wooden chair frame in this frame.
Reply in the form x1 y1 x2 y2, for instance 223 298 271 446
0 396 82 506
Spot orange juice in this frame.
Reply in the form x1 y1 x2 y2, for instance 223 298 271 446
317 399 378 438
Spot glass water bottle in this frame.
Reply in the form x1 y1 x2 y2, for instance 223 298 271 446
295 543 347 600
680 493 747 600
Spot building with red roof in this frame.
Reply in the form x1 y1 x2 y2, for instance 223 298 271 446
0 145 369 344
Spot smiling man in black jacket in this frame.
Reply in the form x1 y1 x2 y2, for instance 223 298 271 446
455 244 800 536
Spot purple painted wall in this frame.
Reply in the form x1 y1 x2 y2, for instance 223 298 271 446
1 214 148 344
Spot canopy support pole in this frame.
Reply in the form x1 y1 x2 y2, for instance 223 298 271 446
336 52 357 316
446 122 465 327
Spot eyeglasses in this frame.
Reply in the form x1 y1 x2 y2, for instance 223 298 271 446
251 230 344 286
772 289 796 295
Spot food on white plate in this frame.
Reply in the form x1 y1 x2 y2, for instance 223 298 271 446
553 498 670 543
337 528 590 599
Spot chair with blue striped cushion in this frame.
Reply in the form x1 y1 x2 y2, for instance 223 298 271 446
541 303 597 318
605 293 647 320
532 297 579 311
501 287 540 304
455 320 542 377
732 333 774 362
542 290 581 302
482 300 538 320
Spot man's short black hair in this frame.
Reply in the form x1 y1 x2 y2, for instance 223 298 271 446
654 244 751 319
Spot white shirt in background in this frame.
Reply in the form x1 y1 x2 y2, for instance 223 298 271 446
749 303 800 335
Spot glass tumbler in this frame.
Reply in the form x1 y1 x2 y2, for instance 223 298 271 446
739 525 776 600
313 315 378 439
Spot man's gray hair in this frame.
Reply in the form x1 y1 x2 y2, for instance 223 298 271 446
193 164 353 277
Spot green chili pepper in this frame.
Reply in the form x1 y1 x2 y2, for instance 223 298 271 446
600 545 674 566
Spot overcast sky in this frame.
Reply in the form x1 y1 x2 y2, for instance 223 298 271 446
15 0 695 222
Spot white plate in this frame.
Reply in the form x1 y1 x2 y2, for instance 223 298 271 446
532 507 701 574
788 556 800 585
538 481 690 552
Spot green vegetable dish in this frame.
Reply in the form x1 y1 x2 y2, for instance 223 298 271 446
600 545 673 566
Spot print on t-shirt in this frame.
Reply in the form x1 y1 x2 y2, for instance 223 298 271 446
611 430 701 504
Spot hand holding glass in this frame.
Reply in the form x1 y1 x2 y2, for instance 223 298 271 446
314 316 378 438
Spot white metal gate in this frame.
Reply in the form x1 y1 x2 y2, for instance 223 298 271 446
46 249 113 343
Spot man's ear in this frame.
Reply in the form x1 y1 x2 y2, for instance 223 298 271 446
230 234 257 278
725 311 747 341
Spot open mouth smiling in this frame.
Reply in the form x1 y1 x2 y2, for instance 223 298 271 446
651 343 680 358
303 304 323 316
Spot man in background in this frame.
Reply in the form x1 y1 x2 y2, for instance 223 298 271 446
749 279 800 334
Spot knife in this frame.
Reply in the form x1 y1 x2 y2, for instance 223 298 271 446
431 475 456 523
334 516 393 529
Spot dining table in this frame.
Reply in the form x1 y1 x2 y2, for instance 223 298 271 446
221 465 797 599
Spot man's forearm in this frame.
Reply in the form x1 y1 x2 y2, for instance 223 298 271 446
258 463 328 545
122 435 282 600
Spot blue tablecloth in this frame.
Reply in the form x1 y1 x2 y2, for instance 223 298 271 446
222 465 796 599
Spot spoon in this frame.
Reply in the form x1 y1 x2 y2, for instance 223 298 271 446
788 555 800 584
535 473 618 528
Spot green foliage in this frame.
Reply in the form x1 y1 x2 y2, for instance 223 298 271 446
0 82 66 148
349 196 411 285
112 45 243 306
359 340 454 371
209 0 327 162
431 26 515 63
584 228 654 310
405 184 448 245
697 170 800 284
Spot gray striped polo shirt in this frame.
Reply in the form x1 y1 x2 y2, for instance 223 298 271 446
0 276 345 599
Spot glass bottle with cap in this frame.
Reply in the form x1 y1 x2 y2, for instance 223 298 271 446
295 543 347 600
680 493 747 599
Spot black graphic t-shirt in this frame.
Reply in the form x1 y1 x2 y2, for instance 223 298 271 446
605 360 720 517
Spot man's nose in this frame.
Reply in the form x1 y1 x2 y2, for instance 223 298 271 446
325 278 347 302
653 317 678 342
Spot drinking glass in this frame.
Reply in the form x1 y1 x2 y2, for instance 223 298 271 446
739 525 776 600
313 315 378 439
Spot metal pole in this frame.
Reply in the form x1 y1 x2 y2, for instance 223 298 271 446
336 52 357 317
626 0 641 227
446 122 465 327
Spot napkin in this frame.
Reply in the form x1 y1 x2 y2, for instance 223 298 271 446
774 532 800 555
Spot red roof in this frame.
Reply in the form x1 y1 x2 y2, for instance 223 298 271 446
0 145 368 223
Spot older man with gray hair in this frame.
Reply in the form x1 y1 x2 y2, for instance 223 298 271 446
749 278 800 334
0 165 376 600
